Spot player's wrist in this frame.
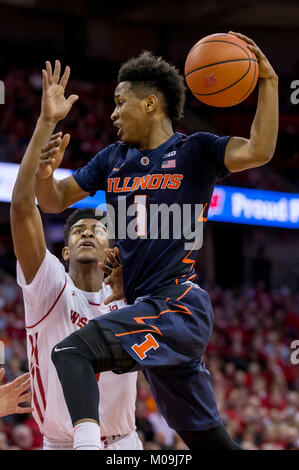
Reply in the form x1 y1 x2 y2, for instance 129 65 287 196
259 73 278 83
35 168 54 181
37 114 59 128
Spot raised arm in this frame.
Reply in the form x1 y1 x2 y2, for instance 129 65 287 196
11 60 79 283
34 60 88 213
224 32 279 173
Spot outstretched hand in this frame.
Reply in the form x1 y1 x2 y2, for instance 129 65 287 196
99 247 125 305
0 369 33 418
40 60 79 124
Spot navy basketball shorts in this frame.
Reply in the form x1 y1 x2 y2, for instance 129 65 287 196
93 282 223 431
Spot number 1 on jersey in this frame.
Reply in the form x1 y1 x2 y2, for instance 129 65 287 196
134 195 147 237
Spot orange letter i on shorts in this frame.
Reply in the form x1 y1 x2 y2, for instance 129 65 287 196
131 333 159 360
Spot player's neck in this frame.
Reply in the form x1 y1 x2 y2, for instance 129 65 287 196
137 117 173 151
68 264 104 292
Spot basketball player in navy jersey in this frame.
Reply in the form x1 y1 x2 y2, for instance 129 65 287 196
34 32 278 449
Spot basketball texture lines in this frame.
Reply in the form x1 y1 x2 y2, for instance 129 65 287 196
185 33 259 107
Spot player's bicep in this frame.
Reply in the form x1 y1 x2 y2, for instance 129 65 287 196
59 175 90 211
10 205 46 284
224 136 268 172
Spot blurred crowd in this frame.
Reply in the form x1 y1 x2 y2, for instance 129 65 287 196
0 61 298 193
0 268 298 450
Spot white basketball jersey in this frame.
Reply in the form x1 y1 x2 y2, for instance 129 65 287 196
17 250 137 441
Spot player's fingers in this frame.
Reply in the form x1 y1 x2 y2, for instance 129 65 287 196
15 406 34 414
18 391 32 402
0 368 4 382
114 247 122 266
40 148 60 160
42 69 49 91
16 379 31 394
41 136 61 153
59 65 70 89
247 44 264 61
228 31 257 48
40 146 59 158
11 373 30 390
107 256 119 269
104 248 120 267
49 132 63 142
103 249 117 267
53 59 61 83
41 137 68 159
11 372 30 387
45 61 54 85
98 262 112 275
107 256 118 269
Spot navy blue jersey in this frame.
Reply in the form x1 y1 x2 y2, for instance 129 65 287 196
73 131 230 304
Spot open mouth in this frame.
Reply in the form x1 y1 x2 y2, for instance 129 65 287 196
114 122 122 136
79 241 95 249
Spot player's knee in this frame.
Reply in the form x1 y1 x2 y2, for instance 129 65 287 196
51 333 82 370
51 339 70 370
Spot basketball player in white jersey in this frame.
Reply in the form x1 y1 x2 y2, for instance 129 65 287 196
10 127 143 450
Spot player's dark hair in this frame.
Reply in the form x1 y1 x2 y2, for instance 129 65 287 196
118 51 186 122
63 208 107 246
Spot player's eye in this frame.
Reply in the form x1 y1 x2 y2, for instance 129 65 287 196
95 228 106 236
74 229 82 234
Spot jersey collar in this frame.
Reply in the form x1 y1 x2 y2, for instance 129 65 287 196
126 132 182 165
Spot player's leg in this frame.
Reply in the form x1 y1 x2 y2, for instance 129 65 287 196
178 426 242 450
51 321 136 449
143 359 242 450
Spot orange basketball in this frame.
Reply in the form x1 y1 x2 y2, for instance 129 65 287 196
184 33 259 107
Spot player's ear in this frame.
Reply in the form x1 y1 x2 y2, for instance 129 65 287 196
145 94 158 113
62 246 69 261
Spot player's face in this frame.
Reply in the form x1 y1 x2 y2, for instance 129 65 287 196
111 81 149 145
65 218 109 265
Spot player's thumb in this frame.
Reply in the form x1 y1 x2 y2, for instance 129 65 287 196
60 133 70 153
53 133 70 167
67 94 79 108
